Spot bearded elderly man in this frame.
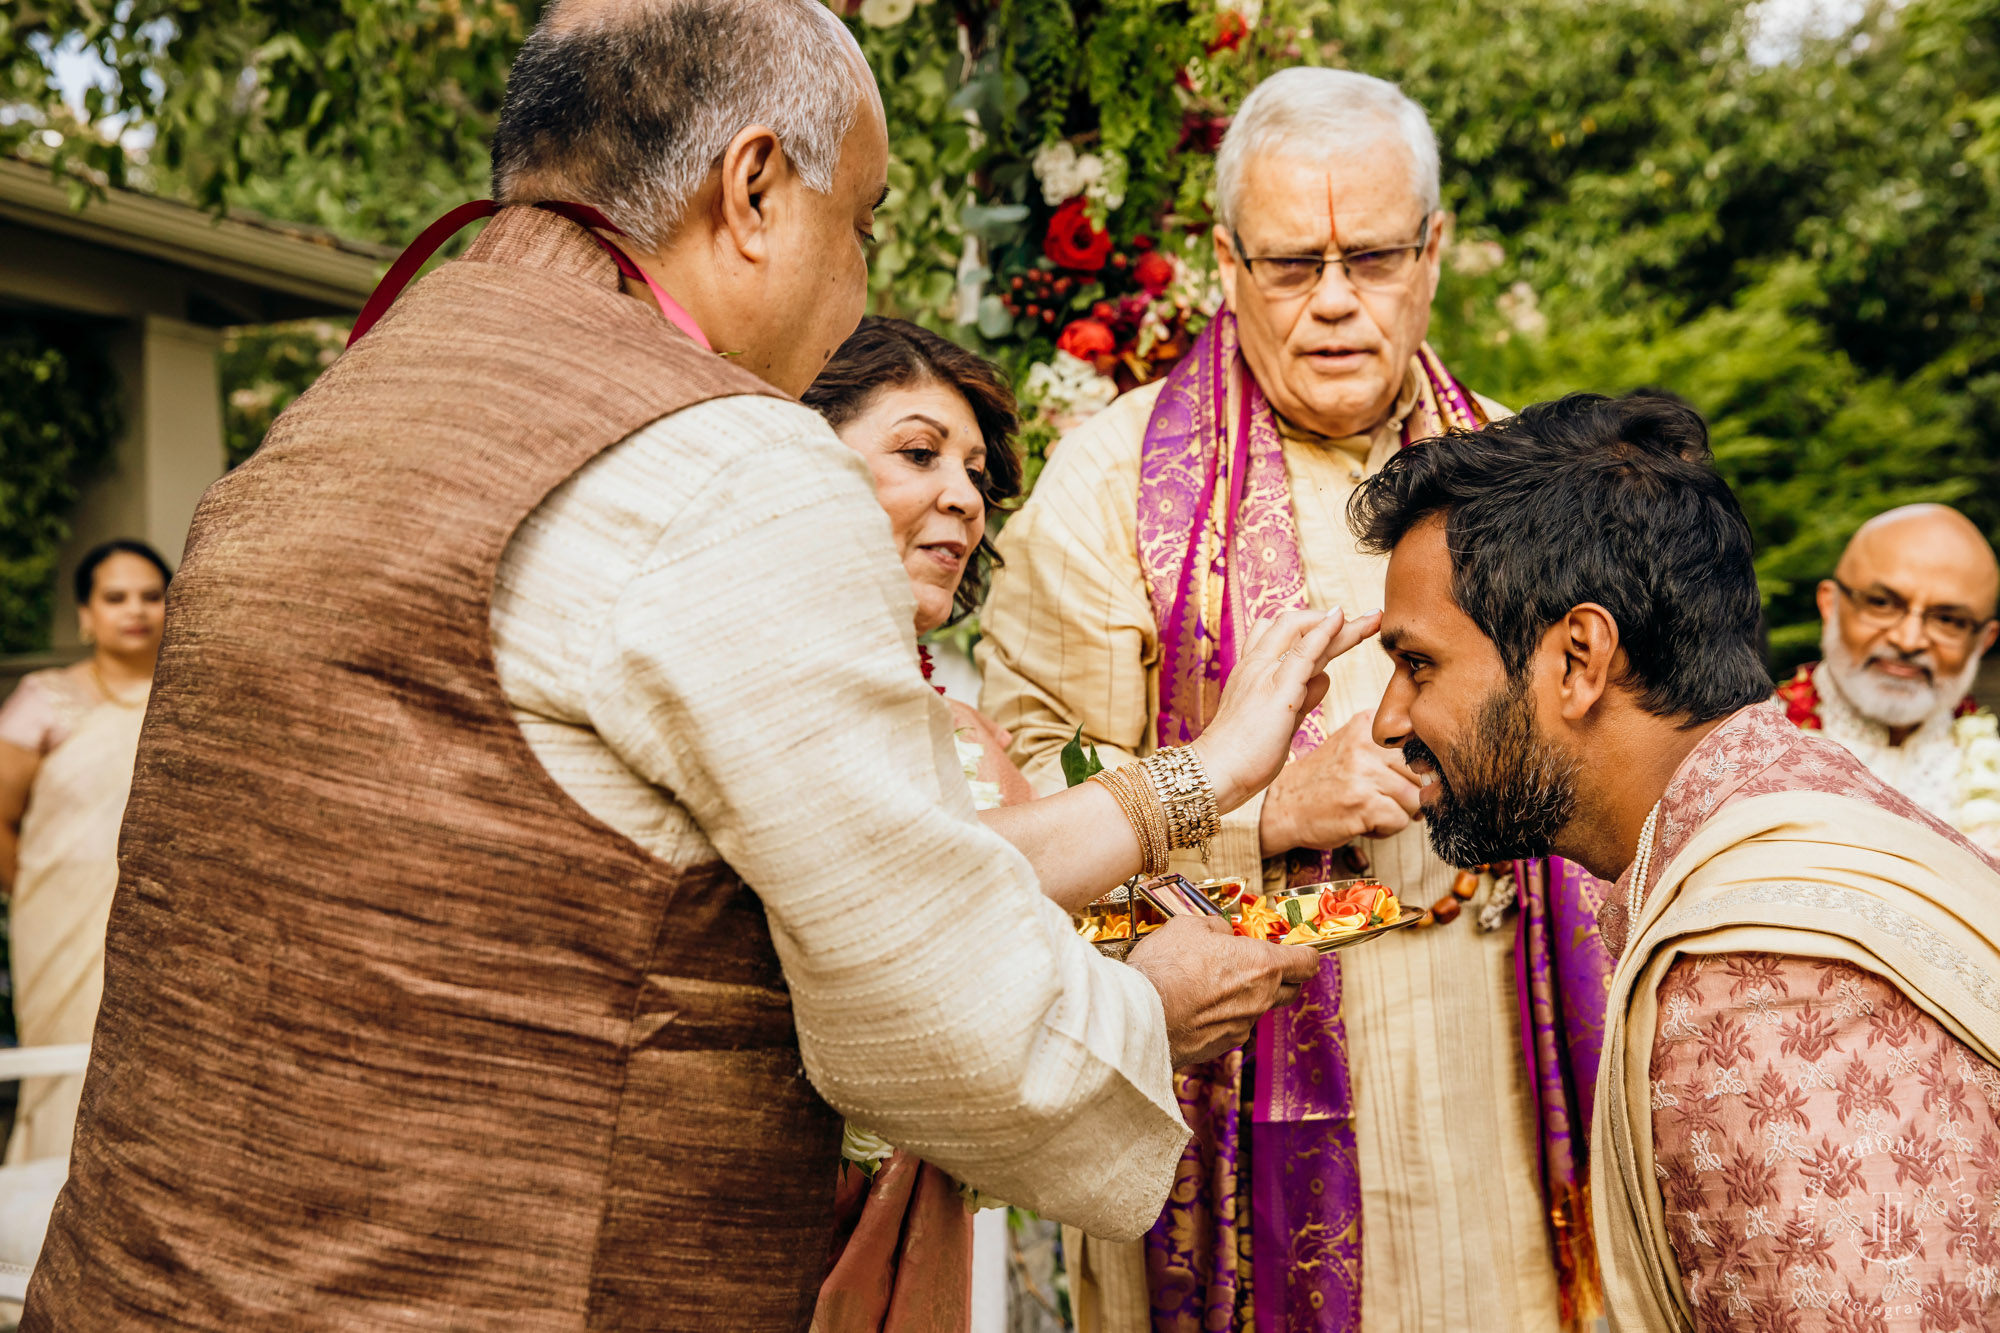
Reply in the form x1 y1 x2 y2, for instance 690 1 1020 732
1353 393 2000 1331
981 67 1606 1333
21 2 1327 1329
1776 504 2000 856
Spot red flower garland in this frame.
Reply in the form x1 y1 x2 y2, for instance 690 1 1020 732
1776 663 1823 730
1775 660 1978 731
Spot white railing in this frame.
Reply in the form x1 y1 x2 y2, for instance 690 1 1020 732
0 1045 91 1307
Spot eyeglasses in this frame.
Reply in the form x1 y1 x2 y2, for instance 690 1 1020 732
1830 577 1994 648
1232 214 1433 298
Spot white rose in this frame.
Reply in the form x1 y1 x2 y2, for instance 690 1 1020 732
1967 735 2000 771
1032 141 1082 205
841 1122 896 1168
1072 371 1119 415
1024 352 1116 417
858 0 915 26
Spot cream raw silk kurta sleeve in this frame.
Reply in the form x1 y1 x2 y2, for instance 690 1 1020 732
980 376 1564 1331
489 393 1187 1240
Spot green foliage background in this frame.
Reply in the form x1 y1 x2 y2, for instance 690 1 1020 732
2 0 1996 664
0 316 120 653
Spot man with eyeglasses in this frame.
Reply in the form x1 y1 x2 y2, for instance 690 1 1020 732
981 67 1590 1333
1777 504 2000 855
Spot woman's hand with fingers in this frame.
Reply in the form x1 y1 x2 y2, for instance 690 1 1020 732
1190 606 1382 813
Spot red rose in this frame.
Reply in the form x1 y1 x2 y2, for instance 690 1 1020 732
1044 198 1114 272
1134 251 1175 295
1207 10 1248 54
1056 318 1117 362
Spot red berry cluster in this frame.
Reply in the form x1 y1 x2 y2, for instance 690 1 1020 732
999 269 1078 326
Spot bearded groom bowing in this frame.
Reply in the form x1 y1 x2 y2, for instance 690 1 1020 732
1353 393 2000 1330
23 2 1325 1328
981 68 1603 1333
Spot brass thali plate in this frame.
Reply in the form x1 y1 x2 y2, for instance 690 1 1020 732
1305 905 1426 953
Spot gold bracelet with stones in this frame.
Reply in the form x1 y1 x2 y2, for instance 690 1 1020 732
1141 745 1221 858
1091 764 1170 876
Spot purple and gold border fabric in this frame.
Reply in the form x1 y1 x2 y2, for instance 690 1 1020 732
1132 311 1483 1333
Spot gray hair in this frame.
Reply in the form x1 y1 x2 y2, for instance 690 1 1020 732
1214 68 1440 230
490 0 863 248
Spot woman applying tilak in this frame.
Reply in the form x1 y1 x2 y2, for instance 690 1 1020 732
804 317 1374 1332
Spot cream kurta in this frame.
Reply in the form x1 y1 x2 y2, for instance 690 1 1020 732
980 377 1563 1330
489 394 1188 1240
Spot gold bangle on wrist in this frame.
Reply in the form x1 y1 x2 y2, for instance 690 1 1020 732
1141 744 1221 857
1091 764 1170 876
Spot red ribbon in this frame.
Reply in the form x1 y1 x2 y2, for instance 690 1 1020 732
345 200 712 352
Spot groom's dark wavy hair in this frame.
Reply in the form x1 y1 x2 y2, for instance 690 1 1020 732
1349 392 1771 726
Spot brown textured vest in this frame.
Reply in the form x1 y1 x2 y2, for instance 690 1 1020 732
23 207 843 1331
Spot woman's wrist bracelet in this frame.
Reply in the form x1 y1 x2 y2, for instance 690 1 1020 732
1142 744 1221 858
1090 764 1170 876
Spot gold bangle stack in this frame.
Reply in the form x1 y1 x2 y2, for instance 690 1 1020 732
1091 764 1170 875
1143 745 1221 858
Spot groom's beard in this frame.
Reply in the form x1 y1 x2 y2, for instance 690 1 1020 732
1403 679 1581 869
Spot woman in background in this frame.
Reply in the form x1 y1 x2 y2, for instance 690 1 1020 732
0 539 170 1162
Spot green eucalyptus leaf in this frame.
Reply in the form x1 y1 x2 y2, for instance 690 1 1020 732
977 294 1015 339
957 202 1031 239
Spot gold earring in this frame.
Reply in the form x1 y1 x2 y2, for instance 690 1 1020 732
79 625 95 646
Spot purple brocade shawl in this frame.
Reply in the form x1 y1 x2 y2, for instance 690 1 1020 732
1132 312 1482 1333
1511 855 1614 1329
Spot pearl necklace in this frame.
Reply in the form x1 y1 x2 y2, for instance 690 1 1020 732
1624 801 1663 931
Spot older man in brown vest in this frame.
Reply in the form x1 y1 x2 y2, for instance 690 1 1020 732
22 2 1323 1329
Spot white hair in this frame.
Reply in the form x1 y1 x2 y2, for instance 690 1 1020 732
492 0 866 247
1214 68 1440 230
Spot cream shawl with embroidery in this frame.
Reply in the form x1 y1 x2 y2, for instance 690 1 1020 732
1592 791 2000 1330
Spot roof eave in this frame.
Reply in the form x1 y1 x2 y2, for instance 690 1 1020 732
0 159 385 312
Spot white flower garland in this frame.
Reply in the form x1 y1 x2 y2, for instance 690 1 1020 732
1951 711 2000 846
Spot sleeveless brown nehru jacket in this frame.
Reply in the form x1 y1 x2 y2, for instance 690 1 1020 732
23 207 843 1331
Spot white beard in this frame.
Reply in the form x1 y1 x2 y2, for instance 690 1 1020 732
1820 606 1983 731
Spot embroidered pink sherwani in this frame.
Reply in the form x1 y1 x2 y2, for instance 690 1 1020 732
1599 702 2000 1331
